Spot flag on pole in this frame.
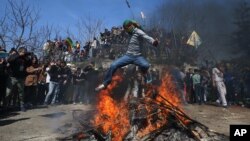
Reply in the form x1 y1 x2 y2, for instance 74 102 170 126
187 31 202 48
140 11 146 19
125 0 131 8
65 37 73 52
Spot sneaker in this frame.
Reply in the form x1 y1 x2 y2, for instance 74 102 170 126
73 102 76 105
216 99 220 104
222 105 228 108
95 84 105 91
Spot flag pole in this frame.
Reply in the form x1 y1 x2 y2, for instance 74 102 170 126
130 8 135 19
125 0 135 19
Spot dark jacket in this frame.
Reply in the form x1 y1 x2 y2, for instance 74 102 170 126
73 72 85 85
48 65 61 82
60 66 72 84
0 61 7 77
7 54 30 79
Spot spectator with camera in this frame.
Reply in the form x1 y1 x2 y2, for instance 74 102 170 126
5 47 32 111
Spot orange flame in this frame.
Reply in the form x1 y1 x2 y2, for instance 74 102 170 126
92 75 130 141
156 73 190 125
137 73 182 137
92 72 190 140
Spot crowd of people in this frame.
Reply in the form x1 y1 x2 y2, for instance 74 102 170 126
172 62 250 108
0 46 102 112
0 23 250 112
0 45 162 112
42 37 99 62
42 26 128 63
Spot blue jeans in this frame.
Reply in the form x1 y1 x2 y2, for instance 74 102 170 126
103 54 149 86
44 81 60 104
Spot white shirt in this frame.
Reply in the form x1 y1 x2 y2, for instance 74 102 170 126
180 71 186 80
45 67 51 83
212 67 223 82
43 42 49 51
91 40 97 49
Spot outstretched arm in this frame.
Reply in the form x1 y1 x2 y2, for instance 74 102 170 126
137 29 158 47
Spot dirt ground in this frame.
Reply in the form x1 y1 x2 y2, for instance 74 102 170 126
0 103 250 141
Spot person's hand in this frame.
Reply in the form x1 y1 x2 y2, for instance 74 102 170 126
36 67 42 72
63 80 67 85
153 39 159 47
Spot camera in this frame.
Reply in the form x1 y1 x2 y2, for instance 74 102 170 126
0 52 8 59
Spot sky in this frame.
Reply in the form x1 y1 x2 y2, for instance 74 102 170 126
0 0 164 36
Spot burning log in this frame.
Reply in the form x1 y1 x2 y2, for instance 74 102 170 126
57 100 228 141
58 73 228 141
123 98 228 141
138 95 215 141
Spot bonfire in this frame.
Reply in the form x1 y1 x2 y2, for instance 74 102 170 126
57 72 228 141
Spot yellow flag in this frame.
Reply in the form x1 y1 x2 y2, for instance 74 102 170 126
187 31 202 47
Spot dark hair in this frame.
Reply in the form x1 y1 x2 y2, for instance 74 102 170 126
18 47 27 53
31 55 38 65
9 48 17 53
194 69 199 73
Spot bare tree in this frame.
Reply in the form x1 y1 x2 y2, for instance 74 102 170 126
3 0 40 49
52 25 61 41
28 24 54 56
39 24 54 41
65 25 76 41
0 7 9 48
76 15 104 43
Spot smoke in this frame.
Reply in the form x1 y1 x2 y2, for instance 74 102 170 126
147 0 247 61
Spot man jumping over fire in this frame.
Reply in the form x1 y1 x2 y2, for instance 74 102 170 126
95 19 159 91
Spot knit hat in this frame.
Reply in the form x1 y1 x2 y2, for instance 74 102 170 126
123 19 142 29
